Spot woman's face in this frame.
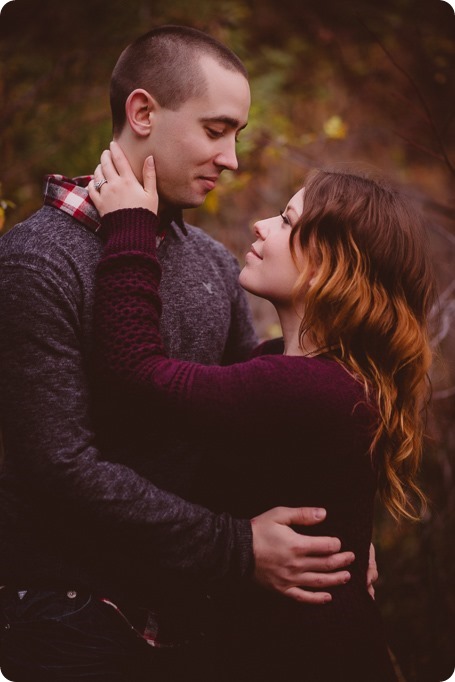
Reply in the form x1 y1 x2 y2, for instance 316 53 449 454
239 188 306 306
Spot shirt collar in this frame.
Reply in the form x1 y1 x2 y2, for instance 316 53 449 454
43 174 187 236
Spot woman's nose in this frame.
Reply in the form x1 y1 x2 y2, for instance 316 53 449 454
254 219 268 240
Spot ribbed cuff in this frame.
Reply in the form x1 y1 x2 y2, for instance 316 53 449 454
99 208 159 256
235 518 255 579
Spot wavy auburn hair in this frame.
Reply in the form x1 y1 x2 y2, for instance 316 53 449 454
290 170 435 520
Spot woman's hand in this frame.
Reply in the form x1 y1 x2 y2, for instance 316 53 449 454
88 140 158 217
366 542 378 599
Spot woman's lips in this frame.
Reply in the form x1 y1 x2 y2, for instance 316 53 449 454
249 245 263 259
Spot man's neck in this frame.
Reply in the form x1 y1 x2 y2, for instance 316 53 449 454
113 134 144 184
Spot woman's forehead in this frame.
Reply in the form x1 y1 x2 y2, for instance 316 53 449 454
286 187 305 217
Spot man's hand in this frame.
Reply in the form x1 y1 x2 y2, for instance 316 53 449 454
251 506 354 604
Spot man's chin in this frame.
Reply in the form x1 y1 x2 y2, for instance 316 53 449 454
185 188 212 208
160 194 207 211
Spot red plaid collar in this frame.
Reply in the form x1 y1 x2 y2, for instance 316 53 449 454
44 175 100 232
43 174 187 236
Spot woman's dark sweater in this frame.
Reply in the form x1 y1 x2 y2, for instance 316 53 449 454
94 208 397 681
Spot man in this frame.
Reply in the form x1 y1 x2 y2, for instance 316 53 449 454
0 26 356 680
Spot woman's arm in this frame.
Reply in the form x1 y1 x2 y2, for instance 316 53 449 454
89 143 357 602
90 145 303 434
94 204 294 433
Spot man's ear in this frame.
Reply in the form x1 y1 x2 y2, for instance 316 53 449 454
125 89 158 137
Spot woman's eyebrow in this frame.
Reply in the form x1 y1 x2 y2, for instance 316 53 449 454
286 205 299 221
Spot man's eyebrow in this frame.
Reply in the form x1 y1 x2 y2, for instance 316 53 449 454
199 116 248 131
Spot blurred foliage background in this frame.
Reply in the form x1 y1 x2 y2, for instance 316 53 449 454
1 0 454 679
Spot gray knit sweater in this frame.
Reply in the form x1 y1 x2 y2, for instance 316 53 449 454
0 201 256 605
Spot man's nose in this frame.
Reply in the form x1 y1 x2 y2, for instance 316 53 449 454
214 138 239 171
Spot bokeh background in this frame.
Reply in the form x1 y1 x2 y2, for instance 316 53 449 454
1 1 454 680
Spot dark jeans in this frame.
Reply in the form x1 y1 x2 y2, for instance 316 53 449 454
0 587 187 682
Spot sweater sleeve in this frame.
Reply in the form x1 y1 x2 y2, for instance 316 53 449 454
0 245 253 582
95 209 314 435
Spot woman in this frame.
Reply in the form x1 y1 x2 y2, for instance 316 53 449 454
89 143 434 681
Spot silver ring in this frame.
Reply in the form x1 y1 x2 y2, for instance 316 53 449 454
94 178 108 192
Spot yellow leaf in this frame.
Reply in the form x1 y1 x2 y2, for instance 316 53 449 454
323 116 348 140
266 323 282 339
0 206 5 232
204 190 219 215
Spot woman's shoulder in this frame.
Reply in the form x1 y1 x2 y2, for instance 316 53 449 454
250 353 374 419
250 337 285 357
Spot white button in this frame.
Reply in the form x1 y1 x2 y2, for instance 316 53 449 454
67 590 77 599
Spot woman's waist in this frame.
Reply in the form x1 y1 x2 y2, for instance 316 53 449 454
215 578 380 632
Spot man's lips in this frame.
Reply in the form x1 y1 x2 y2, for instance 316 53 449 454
198 176 218 191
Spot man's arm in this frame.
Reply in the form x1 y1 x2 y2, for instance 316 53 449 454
0 260 250 582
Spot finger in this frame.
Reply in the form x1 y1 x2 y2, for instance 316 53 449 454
368 543 377 567
293 535 342 556
100 149 118 182
295 551 355 572
367 585 376 600
93 164 104 184
87 179 101 209
109 140 137 179
267 506 327 527
142 156 157 195
293 570 351 589
282 587 332 604
366 543 378 590
366 565 379 587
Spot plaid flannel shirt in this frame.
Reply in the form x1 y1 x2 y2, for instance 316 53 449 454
43 174 184 245
44 174 101 232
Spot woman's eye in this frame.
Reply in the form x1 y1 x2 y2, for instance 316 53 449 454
280 210 291 226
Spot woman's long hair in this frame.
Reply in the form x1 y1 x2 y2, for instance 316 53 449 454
291 170 436 520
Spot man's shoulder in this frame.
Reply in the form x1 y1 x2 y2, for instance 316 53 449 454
0 205 103 300
0 205 102 269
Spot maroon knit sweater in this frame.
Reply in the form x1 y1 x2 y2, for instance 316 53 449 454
94 208 397 681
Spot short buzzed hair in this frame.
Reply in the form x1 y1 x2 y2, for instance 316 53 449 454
110 25 248 135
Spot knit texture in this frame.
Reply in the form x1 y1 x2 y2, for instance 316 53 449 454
0 193 257 612
94 208 397 680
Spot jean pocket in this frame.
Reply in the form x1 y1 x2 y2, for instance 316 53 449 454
1 588 92 624
0 590 142 678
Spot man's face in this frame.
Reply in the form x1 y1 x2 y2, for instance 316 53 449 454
149 56 251 209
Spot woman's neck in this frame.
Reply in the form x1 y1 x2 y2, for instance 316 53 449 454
277 307 319 357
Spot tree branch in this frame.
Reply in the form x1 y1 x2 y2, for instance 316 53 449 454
356 14 455 178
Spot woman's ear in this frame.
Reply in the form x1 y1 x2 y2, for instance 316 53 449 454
125 89 157 138
308 271 318 288
306 243 321 288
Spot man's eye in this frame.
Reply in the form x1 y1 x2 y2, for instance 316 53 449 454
207 128 224 138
